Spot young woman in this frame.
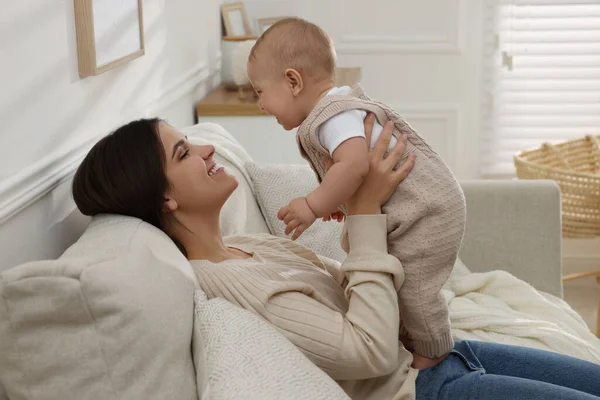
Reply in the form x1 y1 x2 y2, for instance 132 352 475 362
72 115 600 400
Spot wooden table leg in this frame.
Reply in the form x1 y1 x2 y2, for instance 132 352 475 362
563 269 600 281
563 270 600 337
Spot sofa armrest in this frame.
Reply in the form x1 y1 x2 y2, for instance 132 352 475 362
459 180 563 298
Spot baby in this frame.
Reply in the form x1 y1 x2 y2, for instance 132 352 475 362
247 18 466 359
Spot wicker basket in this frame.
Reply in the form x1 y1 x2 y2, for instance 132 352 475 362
514 135 600 238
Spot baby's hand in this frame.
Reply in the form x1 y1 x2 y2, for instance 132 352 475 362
322 210 345 223
277 197 317 240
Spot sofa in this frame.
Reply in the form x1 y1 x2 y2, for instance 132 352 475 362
2 122 596 400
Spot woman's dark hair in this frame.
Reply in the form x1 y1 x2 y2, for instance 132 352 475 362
73 117 171 231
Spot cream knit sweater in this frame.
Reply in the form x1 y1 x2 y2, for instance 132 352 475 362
191 215 418 400
296 84 466 357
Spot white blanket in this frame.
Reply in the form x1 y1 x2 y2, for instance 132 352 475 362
445 260 600 364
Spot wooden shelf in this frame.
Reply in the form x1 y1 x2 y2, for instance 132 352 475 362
196 84 267 117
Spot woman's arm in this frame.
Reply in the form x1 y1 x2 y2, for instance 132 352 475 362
316 255 347 288
263 215 404 380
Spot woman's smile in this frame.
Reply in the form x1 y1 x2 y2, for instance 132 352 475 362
207 162 224 177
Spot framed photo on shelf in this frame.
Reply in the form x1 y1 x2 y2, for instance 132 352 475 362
221 2 253 37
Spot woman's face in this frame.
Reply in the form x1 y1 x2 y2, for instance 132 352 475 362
159 122 238 214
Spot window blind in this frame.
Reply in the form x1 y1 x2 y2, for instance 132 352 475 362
481 0 600 176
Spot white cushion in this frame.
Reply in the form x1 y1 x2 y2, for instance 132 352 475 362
245 162 347 262
217 154 270 236
193 291 350 400
0 215 198 400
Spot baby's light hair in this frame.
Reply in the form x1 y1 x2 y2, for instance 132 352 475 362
249 18 336 83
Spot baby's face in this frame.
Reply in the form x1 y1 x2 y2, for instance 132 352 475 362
248 63 306 131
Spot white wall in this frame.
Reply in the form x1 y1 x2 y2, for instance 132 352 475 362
243 0 484 180
0 0 487 230
0 0 222 224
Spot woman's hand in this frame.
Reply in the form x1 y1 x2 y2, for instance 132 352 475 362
346 114 415 215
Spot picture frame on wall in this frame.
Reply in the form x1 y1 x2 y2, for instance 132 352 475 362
74 0 145 77
221 2 253 37
257 17 288 34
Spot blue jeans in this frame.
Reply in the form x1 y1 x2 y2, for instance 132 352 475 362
416 341 600 400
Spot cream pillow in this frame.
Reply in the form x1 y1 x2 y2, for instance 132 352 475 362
193 291 350 400
245 162 346 262
0 215 198 400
